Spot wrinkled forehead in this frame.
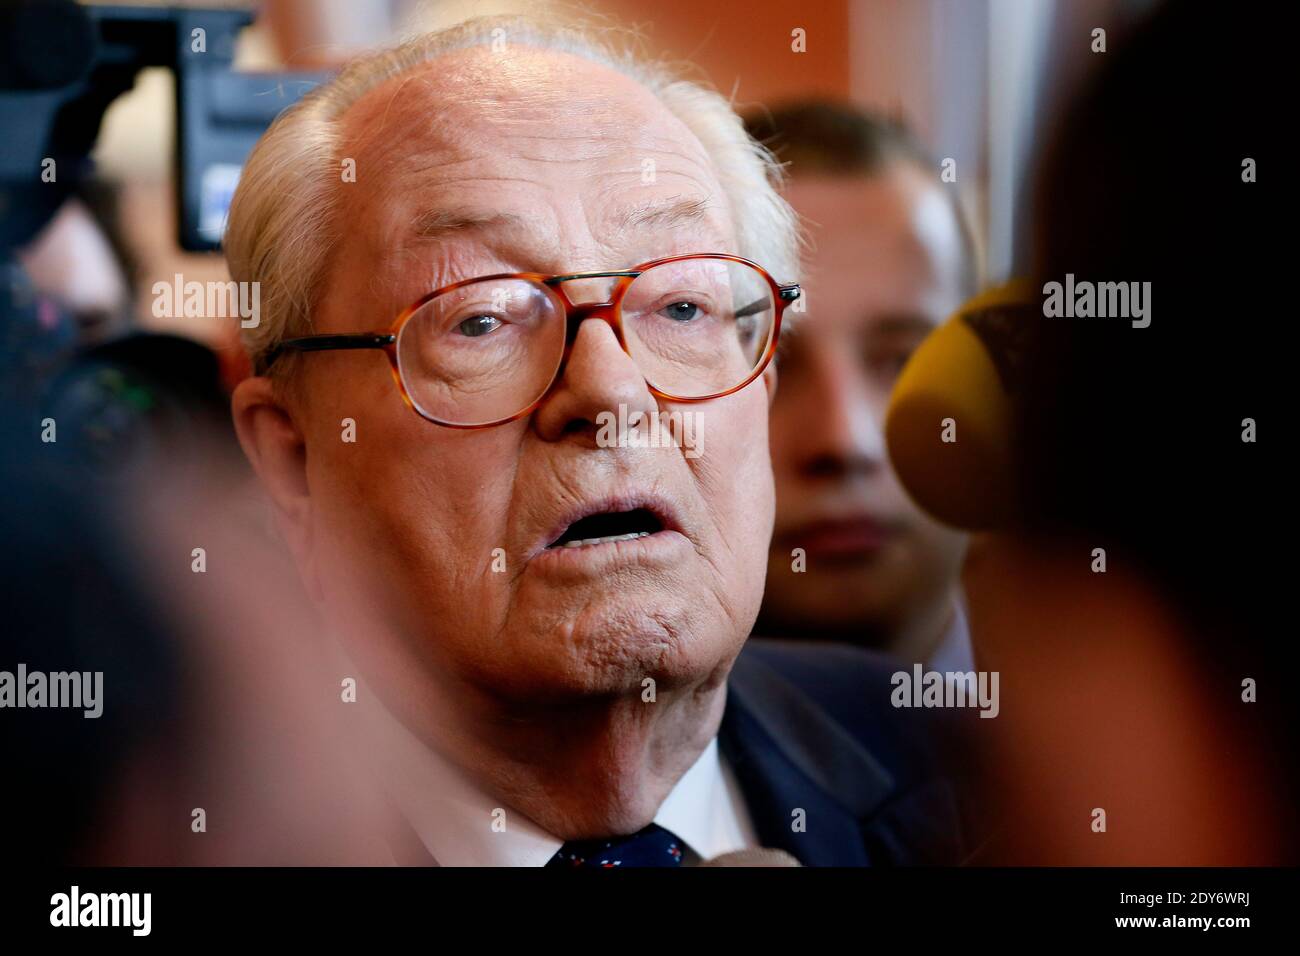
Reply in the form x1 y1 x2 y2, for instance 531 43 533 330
332 46 734 269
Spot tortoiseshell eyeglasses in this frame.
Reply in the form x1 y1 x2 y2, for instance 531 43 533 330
261 253 800 428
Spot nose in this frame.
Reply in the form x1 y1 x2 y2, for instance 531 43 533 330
797 347 886 480
531 310 659 446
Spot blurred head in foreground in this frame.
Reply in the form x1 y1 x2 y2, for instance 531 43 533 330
746 103 975 663
226 15 800 840
889 0 1294 863
0 335 398 864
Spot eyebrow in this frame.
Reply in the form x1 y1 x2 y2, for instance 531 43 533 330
408 196 716 246
611 196 714 234
410 208 527 242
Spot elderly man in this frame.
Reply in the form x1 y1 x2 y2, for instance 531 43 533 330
226 15 962 866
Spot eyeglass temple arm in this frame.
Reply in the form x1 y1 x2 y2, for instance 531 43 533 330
263 333 397 369
734 284 800 318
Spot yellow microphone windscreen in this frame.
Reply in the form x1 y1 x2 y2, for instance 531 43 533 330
884 282 1034 530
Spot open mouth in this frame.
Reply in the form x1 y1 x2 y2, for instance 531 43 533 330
546 507 665 550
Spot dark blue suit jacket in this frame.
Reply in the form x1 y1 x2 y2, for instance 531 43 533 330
720 638 976 866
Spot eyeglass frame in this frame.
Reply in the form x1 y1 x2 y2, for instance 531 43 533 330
260 252 802 429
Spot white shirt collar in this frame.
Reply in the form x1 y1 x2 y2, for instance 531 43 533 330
364 688 756 866
928 593 975 673
648 736 757 863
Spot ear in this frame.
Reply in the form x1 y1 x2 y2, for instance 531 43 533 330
231 375 314 563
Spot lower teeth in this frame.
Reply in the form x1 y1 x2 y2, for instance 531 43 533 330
558 531 652 549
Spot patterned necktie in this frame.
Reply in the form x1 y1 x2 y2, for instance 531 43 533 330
547 823 685 868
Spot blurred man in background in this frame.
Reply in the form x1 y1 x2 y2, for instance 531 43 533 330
746 103 978 668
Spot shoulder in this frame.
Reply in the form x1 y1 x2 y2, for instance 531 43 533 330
733 638 951 792
727 637 987 864
737 638 901 705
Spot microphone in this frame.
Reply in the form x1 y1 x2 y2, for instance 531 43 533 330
885 281 1036 530
695 848 801 867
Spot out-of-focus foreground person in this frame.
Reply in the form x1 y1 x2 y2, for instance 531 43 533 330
887 0 1294 863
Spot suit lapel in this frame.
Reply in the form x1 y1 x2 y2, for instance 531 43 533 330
719 649 896 866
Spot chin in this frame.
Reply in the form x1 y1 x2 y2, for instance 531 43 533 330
504 592 741 698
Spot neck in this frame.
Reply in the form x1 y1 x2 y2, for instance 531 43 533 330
889 595 958 665
394 661 733 841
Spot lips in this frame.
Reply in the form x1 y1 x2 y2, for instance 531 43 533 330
778 515 896 561
548 507 664 549
538 495 682 556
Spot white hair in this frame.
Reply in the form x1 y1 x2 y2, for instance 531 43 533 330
223 13 802 374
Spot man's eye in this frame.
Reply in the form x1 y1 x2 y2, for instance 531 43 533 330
659 301 700 322
867 348 915 380
456 315 502 337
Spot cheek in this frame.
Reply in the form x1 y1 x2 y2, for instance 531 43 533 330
766 401 803 476
886 489 966 581
380 436 519 587
691 389 775 556
768 366 813 435
910 511 967 564
306 401 520 625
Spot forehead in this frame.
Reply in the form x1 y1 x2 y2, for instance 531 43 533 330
788 170 961 273
332 46 733 271
785 169 966 324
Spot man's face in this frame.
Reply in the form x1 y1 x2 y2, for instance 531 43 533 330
763 167 967 644
288 48 774 709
